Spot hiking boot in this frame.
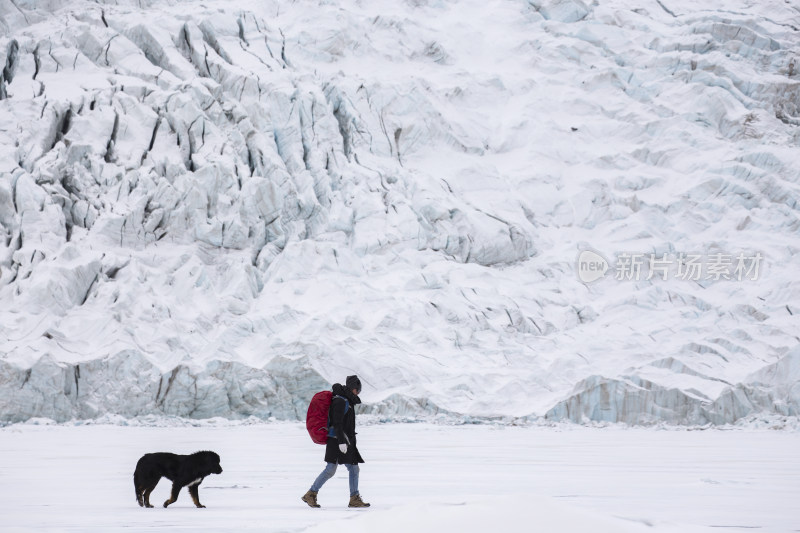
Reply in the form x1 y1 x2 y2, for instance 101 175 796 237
301 490 320 508
348 494 371 508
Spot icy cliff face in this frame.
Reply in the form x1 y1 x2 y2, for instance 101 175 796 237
0 0 798 424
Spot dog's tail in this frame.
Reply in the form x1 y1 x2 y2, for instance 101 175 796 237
133 470 143 507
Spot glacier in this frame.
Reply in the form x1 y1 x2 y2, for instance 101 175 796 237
0 0 799 425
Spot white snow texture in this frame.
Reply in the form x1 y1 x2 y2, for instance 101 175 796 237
0 0 799 425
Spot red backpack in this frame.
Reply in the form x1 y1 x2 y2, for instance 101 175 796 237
306 391 333 444
306 390 350 445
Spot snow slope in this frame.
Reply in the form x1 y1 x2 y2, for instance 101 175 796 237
1 0 799 423
1 422 798 532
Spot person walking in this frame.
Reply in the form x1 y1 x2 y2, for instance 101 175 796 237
302 375 370 508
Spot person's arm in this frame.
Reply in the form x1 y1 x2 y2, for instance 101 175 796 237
330 397 350 446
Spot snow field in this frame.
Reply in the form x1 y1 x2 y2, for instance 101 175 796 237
0 422 798 532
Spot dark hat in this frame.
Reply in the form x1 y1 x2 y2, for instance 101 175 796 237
345 375 362 393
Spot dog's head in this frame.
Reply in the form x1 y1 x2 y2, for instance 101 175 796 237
194 451 223 475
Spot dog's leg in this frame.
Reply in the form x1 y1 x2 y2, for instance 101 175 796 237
143 485 156 508
189 484 205 508
163 482 182 508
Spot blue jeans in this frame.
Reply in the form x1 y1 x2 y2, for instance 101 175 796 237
310 462 360 496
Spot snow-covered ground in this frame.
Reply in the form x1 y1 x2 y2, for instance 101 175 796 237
1 422 798 532
1 0 800 424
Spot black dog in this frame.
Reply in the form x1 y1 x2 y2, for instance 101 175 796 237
133 451 222 508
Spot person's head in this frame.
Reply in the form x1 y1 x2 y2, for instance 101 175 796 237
346 375 362 396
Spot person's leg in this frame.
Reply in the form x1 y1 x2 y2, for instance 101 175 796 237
345 464 370 507
345 463 359 496
310 462 338 492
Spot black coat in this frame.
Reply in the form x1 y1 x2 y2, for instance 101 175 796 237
324 384 364 464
